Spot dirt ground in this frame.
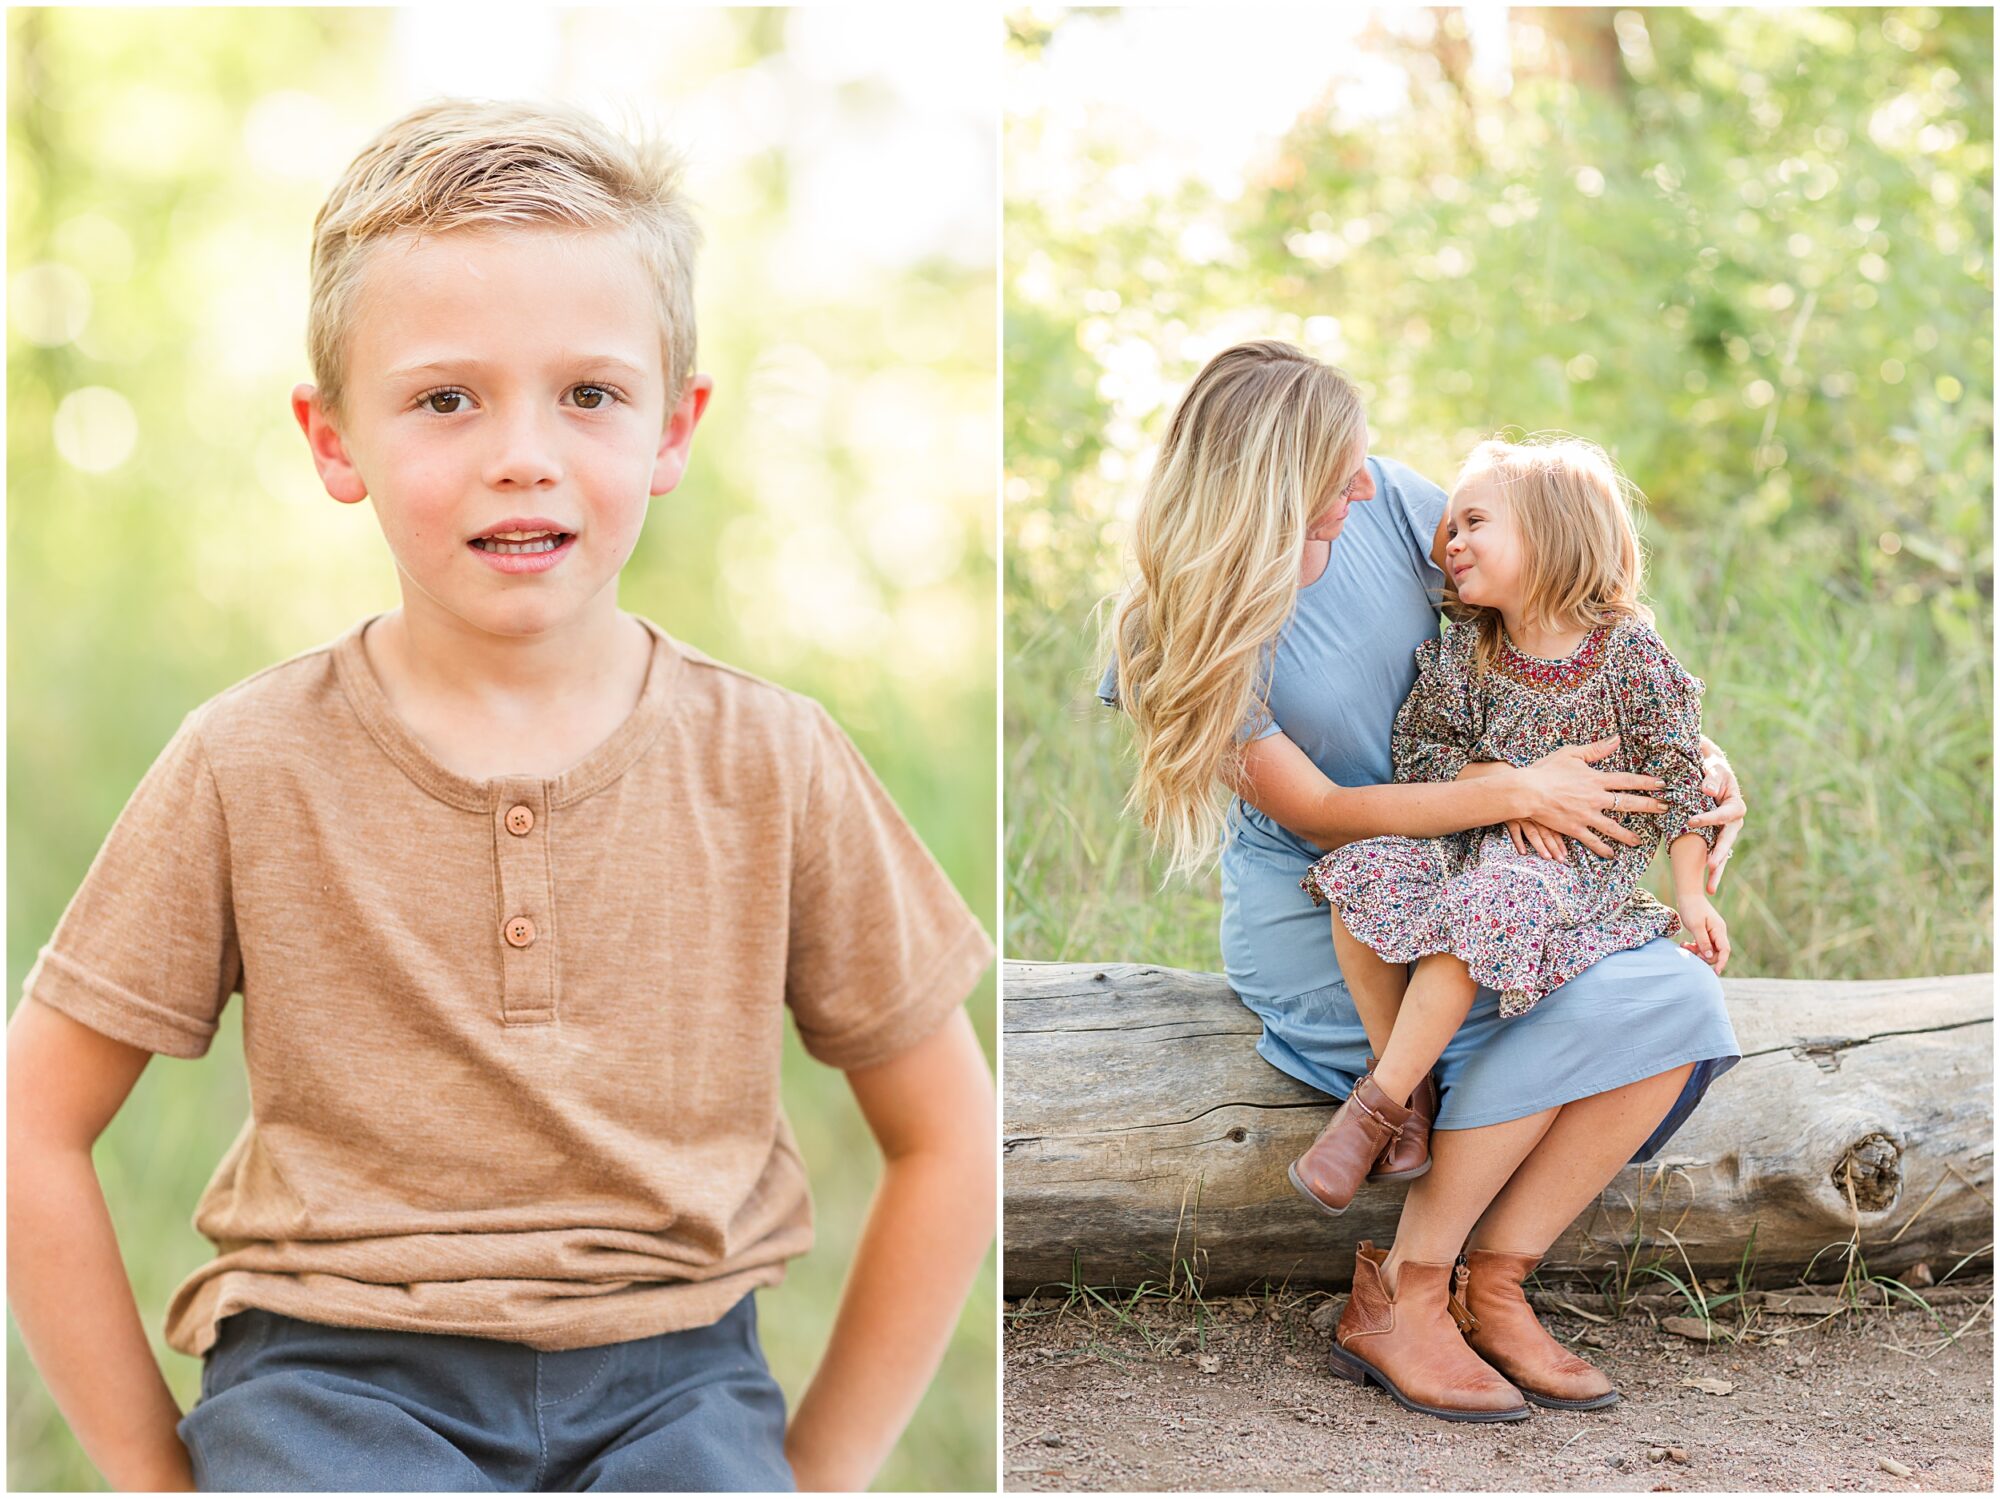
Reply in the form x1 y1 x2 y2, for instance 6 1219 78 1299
1003 1277 1994 1493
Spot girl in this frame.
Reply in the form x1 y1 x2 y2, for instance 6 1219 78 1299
1289 436 1731 1218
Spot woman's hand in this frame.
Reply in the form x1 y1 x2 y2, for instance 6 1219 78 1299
1677 893 1730 974
1687 735 1745 894
1515 737 1670 858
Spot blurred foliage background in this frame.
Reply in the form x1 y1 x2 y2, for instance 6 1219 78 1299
1006 6 1992 983
8 8 994 1492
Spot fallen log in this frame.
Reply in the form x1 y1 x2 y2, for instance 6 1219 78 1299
1003 962 1993 1294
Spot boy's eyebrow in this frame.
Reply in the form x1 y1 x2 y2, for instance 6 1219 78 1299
384 354 650 381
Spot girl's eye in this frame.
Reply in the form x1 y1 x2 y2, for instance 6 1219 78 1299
421 388 466 415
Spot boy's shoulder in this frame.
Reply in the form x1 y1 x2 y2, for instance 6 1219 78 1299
177 628 351 764
647 624 841 751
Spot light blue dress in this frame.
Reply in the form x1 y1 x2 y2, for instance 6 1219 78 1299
1104 456 1739 1162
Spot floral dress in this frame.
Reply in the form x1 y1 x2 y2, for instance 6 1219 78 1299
1300 615 1717 1018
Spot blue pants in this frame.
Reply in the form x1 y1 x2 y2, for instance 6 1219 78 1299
176 1293 796 1492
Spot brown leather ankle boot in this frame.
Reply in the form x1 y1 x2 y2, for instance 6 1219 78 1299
1367 1064 1438 1183
1288 1074 1413 1215
1460 1247 1617 1410
1329 1241 1529 1423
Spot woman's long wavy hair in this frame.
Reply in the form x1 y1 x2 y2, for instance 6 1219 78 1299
1106 341 1367 880
1443 436 1655 674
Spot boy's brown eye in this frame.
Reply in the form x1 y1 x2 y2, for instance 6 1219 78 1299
574 385 611 409
424 391 464 414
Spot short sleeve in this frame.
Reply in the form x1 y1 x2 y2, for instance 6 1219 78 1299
1373 457 1449 602
785 704 994 1070
21 710 240 1058
1614 626 1716 852
1095 657 1120 710
1389 630 1479 783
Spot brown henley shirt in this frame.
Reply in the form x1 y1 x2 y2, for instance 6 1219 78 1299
22 612 993 1357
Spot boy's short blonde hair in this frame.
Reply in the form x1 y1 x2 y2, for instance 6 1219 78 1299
307 97 700 426
1445 435 1655 672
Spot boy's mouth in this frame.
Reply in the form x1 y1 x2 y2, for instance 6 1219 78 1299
469 528 574 555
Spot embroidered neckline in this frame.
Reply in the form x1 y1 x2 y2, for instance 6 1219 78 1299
1492 625 1612 693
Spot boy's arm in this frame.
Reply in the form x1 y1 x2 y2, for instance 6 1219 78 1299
7 999 196 1493
783 1008 995 1493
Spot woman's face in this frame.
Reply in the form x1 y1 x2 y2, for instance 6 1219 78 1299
1443 471 1524 609
1305 452 1375 543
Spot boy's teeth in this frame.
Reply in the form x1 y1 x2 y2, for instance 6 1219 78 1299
474 532 565 555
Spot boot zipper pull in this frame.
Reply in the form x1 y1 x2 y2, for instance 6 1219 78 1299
1448 1253 1479 1334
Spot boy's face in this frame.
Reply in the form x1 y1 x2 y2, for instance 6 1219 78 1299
294 225 709 641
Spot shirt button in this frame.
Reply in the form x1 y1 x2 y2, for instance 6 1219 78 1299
503 916 537 948
505 805 535 836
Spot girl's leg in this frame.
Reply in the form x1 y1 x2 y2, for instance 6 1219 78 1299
1467 1062 1696 1255
1368 953 1478 1110
1379 1108 1557 1295
1328 908 1405 1061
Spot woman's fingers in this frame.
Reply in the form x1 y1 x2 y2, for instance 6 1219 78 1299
1603 771 1669 793
1572 735 1621 763
1568 822 1619 858
1532 824 1567 862
1507 820 1529 856
1606 794 1670 816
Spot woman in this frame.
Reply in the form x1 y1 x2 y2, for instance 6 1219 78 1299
1102 341 1745 1423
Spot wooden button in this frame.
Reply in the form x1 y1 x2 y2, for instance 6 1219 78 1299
505 805 535 836
503 916 536 948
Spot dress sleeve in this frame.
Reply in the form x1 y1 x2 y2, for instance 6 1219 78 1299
1614 626 1716 851
21 709 240 1058
785 702 995 1070
1389 630 1479 783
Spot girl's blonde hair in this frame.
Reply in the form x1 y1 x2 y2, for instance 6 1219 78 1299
307 97 700 428
1107 340 1367 880
1445 436 1654 672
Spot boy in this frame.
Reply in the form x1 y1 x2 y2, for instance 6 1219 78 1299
7 98 996 1492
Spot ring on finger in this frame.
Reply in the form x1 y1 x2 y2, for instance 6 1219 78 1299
1610 792 1624 813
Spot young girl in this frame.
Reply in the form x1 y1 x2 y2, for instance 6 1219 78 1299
1288 436 1731 1216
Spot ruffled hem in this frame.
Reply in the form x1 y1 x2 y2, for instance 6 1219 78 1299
1303 836 1681 1018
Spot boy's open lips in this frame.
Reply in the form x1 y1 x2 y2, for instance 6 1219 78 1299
467 531 576 575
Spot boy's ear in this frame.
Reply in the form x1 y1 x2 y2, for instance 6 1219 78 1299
292 384 369 504
649 374 714 497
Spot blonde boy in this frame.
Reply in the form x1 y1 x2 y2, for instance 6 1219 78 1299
7 98 995 1492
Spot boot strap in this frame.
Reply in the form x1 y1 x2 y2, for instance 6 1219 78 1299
1449 1258 1479 1333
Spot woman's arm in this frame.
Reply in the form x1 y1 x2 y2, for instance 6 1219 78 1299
1232 730 1671 856
783 1009 994 1492
7 1000 196 1492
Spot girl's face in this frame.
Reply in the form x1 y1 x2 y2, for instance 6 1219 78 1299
1305 451 1375 544
1443 471 1525 609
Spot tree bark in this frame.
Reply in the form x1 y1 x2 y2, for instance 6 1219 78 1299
1003 962 1993 1293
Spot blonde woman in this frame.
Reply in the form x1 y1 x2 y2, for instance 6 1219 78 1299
1102 342 1745 1424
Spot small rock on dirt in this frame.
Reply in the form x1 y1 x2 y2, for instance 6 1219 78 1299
1309 1301 1340 1337
1662 1316 1715 1341
1683 1377 1735 1396
1196 1354 1221 1374
1879 1456 1913 1478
